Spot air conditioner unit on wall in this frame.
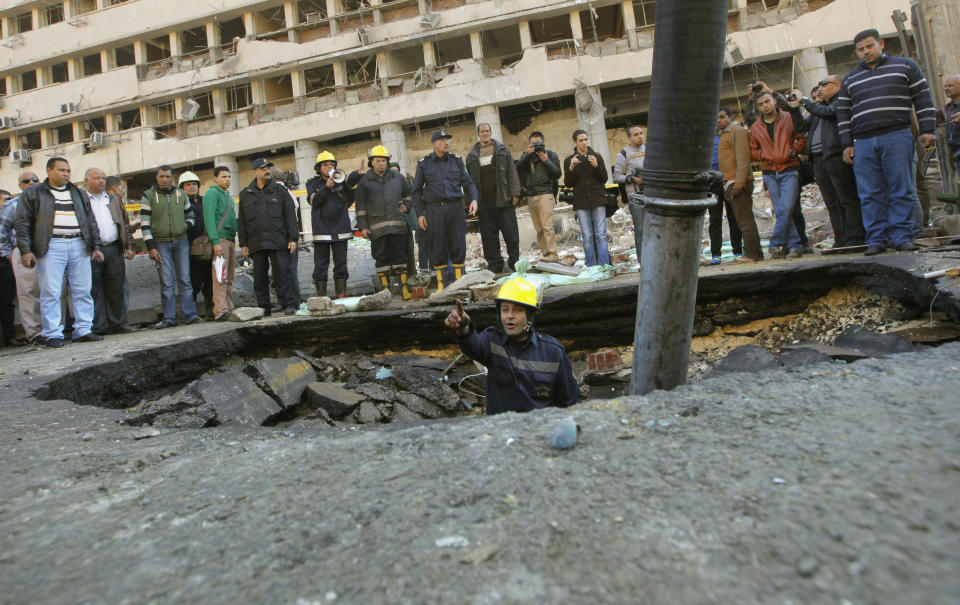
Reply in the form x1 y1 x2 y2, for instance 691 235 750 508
88 132 106 148
10 149 30 164
0 116 18 129
419 10 440 29
181 99 200 120
59 102 79 115
304 12 320 22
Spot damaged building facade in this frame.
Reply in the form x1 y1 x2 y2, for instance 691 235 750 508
0 0 915 197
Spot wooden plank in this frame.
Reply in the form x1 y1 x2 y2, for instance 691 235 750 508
820 244 868 255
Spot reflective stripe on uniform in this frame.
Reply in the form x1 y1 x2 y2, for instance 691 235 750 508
490 342 560 374
313 232 353 241
369 219 405 231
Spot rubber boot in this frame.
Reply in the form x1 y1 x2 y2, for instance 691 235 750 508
376 271 389 292
334 278 347 298
434 265 446 293
400 270 411 301
453 263 465 281
314 280 327 298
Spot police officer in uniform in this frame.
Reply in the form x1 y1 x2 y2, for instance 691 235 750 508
412 129 478 292
444 276 581 415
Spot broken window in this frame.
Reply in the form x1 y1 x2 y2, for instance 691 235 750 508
219 17 245 55
632 0 656 29
388 45 425 76
74 0 97 15
298 0 327 23
580 4 625 43
345 55 377 85
304 65 336 97
433 35 472 66
114 44 135 67
82 54 102 77
41 3 65 26
226 83 253 112
0 138 10 157
54 124 74 145
529 14 573 44
149 101 175 125
82 117 106 139
146 36 171 63
181 26 208 56
479 25 523 68
20 70 37 92
185 92 214 121
107 0 131 5
50 62 70 83
21 132 42 151
116 108 141 130
254 6 287 36
263 75 294 103
13 12 32 34
0 79 6 96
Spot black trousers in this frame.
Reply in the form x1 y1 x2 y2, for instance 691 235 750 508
708 182 743 257
792 193 808 246
189 256 213 305
371 233 409 272
273 248 300 303
312 241 348 282
814 154 864 246
252 249 297 309
91 242 128 333
425 202 466 267
415 227 431 271
478 203 520 273
0 258 16 343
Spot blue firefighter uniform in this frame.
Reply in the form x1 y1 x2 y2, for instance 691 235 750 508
306 174 353 290
411 130 478 288
457 325 581 415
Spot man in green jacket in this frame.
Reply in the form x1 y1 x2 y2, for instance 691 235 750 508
202 165 238 321
141 164 198 329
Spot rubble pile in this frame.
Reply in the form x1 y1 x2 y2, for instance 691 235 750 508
124 352 468 429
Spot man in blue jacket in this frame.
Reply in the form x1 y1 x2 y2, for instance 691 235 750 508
444 277 580 415
306 151 353 299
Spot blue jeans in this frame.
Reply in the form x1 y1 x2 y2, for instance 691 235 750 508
762 171 801 250
575 206 610 266
155 238 197 323
853 128 916 247
37 237 94 340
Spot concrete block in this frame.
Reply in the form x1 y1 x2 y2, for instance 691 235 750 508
392 364 460 412
307 296 333 312
354 382 395 403
395 391 446 419
193 369 283 426
353 401 383 424
391 403 423 423
303 381 365 419
231 307 265 321
357 288 393 311
834 326 914 357
245 357 316 408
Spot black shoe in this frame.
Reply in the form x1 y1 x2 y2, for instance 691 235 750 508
31 335 46 346
74 332 104 343
864 245 884 256
284 307 298 315
261 307 272 317
45 338 64 348
183 316 201 325
896 241 919 252
108 325 137 334
215 313 232 322
154 320 177 330
770 246 787 259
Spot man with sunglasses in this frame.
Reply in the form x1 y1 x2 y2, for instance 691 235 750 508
790 76 865 248
0 172 43 344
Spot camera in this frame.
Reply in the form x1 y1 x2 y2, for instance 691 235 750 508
632 168 643 179
577 154 591 166
751 83 764 94
532 143 546 154
280 170 300 190
558 189 575 204
786 93 799 102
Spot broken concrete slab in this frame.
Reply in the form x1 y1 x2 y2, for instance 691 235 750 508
711 344 781 375
231 307 265 322
834 326 914 357
302 382 365 419
392 364 460 412
152 406 217 429
354 401 383 424
356 288 393 312
395 392 447 419
778 347 834 368
391 403 423 422
193 369 283 426
244 357 316 409
354 382 395 403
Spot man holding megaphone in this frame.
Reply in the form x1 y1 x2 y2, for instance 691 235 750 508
306 150 354 299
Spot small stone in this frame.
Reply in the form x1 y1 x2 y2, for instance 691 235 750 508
230 307 265 322
353 401 383 424
460 544 501 565
81 432 94 441
550 417 580 449
772 477 787 484
796 557 820 577
134 427 162 440
435 536 470 548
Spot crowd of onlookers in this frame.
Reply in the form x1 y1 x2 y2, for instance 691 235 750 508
1 28 958 350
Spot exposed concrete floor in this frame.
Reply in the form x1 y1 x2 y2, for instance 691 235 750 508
1 248 959 604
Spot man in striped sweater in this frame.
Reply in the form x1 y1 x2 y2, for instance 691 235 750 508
836 28 936 256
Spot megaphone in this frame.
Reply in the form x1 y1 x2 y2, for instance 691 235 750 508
331 168 346 184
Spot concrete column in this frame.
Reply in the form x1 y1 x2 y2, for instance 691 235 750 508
169 32 182 59
63 1 74 19
578 86 611 180
4 75 15 96
40 129 53 149
380 122 408 176
100 49 111 71
423 41 436 67
243 13 257 37
290 70 306 98
470 31 483 60
66 60 78 81
283 2 299 42
371 0 383 26
72 121 83 144
569 11 583 43
205 22 221 63
474 104 503 144
332 60 346 87
621 0 639 49
796 47 828 98
376 52 389 94
417 0 427 14
37 66 51 87
215 155 241 197
294 139 319 181
104 112 119 133
210 88 226 130
518 21 532 49
95 0 106 9
134 40 148 65
30 9 39 29
326 0 340 35
250 79 266 105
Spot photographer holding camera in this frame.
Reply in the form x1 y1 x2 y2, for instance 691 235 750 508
516 131 562 263
563 130 610 267
612 125 646 259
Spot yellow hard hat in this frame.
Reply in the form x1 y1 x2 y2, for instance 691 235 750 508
314 150 337 171
368 144 391 159
495 277 539 310
178 171 201 187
